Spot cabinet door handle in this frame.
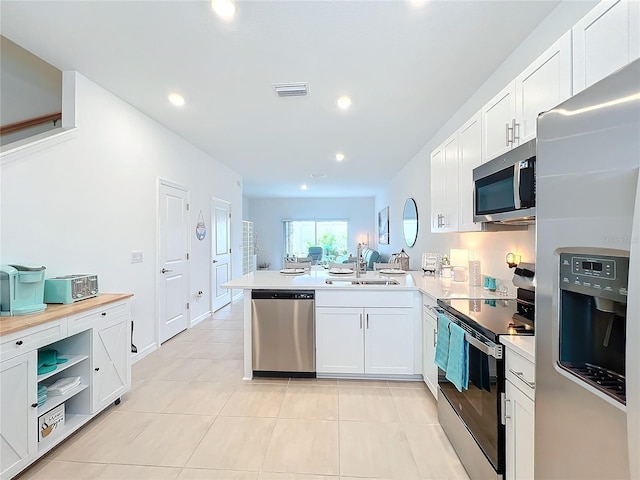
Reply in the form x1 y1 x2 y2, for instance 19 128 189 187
101 312 107 316
161 268 173 274
360 314 363 329
95 367 100 372
366 314 369 329
16 340 23 346
433 329 437 347
512 119 520 144
31 403 38 408
509 369 535 389
501 392 509 424
506 122 511 146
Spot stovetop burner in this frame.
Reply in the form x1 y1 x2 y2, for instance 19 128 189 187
438 297 534 342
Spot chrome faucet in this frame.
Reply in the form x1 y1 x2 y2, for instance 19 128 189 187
356 243 363 278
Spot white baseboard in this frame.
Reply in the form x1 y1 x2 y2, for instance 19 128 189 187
130 342 158 364
191 310 212 327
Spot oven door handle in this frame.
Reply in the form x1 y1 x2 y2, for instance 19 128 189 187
436 307 504 360
462 329 503 359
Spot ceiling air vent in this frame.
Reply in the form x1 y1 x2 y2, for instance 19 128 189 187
274 83 309 98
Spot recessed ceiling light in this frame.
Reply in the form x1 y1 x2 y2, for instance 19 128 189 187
168 93 185 107
301 184 308 190
335 153 345 162
337 96 352 110
211 0 236 20
408 0 429 8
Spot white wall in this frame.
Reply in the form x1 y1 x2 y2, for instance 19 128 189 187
247 197 374 269
0 72 243 357
375 1 596 291
0 36 62 145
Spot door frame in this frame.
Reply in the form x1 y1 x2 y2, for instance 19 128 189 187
210 196 232 312
157 178 191 346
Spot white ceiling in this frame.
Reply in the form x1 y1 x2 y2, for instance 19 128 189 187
0 0 560 198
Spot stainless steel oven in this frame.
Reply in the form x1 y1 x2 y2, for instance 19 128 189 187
436 298 534 480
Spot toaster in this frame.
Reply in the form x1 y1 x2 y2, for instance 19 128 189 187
44 274 99 304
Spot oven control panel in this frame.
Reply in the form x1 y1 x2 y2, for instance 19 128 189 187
560 253 628 300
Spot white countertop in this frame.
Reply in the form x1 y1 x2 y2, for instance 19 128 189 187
500 335 535 363
223 269 513 300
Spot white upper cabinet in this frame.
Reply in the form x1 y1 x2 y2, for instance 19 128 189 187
482 83 516 162
573 0 640 93
515 30 573 144
482 31 572 162
458 112 483 232
430 133 459 233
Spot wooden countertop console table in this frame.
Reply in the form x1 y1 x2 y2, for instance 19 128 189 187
0 293 133 480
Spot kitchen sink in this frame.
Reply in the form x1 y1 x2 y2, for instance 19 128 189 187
324 278 400 286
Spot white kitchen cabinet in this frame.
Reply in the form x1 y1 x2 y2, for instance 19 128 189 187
421 295 439 398
316 307 364 374
505 379 535 480
316 306 414 376
482 31 572 161
0 352 37 480
504 345 536 480
515 31 572 144
482 82 516 162
430 133 459 233
364 308 414 375
457 112 483 232
64 298 131 412
92 311 130 412
573 0 640 94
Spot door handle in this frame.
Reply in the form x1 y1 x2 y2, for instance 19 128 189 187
212 260 218 263
161 268 173 274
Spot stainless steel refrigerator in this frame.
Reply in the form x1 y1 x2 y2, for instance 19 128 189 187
536 58 639 479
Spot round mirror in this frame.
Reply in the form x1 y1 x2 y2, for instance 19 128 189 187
403 198 418 247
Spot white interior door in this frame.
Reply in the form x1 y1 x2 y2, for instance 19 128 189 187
211 197 231 311
158 181 189 343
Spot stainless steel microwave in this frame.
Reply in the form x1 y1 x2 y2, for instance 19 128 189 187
473 139 536 225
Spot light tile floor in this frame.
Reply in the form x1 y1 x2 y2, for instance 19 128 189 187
18 297 469 480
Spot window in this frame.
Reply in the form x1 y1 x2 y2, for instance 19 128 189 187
284 220 348 262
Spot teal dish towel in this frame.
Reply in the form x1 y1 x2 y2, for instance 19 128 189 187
434 312 451 372
445 322 469 392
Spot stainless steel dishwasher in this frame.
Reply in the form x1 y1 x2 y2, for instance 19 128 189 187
251 290 315 377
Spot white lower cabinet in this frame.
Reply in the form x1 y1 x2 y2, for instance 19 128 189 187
316 307 364 374
504 346 536 480
0 296 131 480
505 379 535 480
92 313 131 412
0 352 37 480
422 296 438 398
316 306 414 376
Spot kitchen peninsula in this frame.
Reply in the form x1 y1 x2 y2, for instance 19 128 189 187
222 270 509 380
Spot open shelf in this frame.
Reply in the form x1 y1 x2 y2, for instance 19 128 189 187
37 384 88 414
37 412 91 455
37 355 88 382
